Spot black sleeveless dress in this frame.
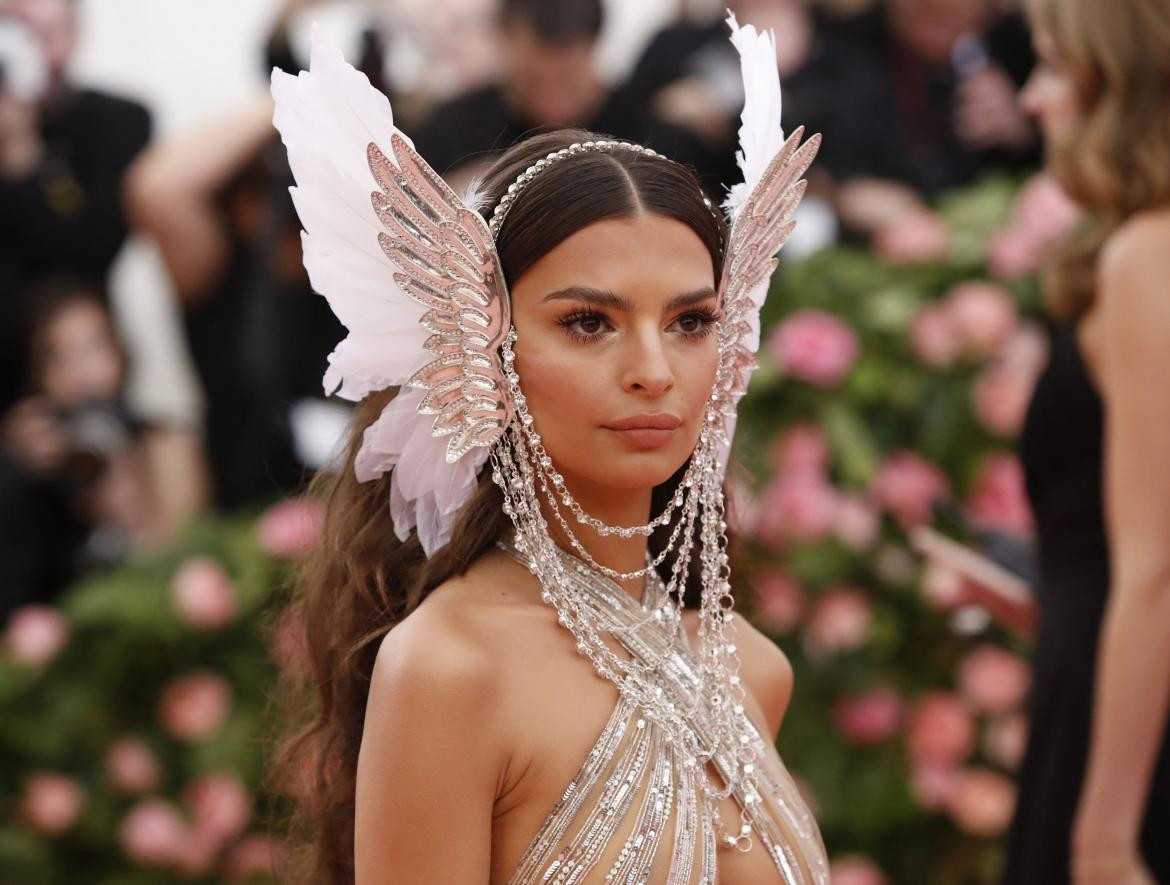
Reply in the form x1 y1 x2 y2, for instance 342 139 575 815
1003 322 1170 884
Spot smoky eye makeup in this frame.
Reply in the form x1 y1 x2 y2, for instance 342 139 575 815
554 305 722 344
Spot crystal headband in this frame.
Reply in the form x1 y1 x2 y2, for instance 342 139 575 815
487 139 662 238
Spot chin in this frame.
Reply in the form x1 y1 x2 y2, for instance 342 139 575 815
591 443 695 491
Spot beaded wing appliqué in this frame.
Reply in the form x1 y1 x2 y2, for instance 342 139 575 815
368 132 513 463
711 127 821 437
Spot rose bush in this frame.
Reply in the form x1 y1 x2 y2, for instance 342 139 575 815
0 175 1048 883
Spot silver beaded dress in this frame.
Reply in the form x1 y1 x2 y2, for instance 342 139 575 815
506 551 829 884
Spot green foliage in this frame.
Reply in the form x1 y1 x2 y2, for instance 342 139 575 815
0 175 1044 884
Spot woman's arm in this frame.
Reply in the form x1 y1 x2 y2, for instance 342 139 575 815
1073 212 1170 883
355 605 505 883
124 97 275 303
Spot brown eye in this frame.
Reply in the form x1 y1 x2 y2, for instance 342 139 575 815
557 310 613 342
670 309 719 339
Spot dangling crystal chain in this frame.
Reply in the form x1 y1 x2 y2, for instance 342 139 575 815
501 329 701 542
491 325 767 850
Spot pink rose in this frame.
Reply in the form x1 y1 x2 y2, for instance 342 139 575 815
1012 173 1080 240
973 365 1034 437
770 424 830 477
909 303 962 369
989 174 1080 278
769 310 859 387
906 692 976 766
119 799 192 867
21 772 84 835
948 768 1016 836
945 282 1018 357
988 227 1043 280
804 587 873 657
106 737 161 794
871 452 949 528
830 855 889 885
184 772 252 849
752 570 807 634
958 645 1031 715
910 761 961 811
920 561 965 610
159 671 233 742
256 496 323 558
754 475 838 545
984 713 1029 771
834 688 903 745
834 493 880 551
998 323 1049 377
223 835 282 880
966 454 1034 536
874 209 952 266
5 605 68 666
170 557 238 630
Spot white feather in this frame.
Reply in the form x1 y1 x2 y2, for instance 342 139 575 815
461 175 492 214
722 11 785 218
272 26 478 555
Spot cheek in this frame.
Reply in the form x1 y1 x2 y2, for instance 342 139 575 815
511 334 600 428
675 341 719 409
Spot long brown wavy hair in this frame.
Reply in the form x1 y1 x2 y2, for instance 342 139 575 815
269 129 727 883
1026 0 1170 318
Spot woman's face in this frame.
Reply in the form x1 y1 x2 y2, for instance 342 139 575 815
1019 26 1080 151
509 212 719 500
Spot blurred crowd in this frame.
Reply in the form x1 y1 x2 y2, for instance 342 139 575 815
0 0 1043 621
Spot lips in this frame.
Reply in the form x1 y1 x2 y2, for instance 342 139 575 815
603 413 682 450
605 414 682 432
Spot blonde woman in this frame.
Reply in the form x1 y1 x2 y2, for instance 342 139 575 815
1003 1 1170 883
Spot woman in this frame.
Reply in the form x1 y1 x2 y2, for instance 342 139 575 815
270 19 828 885
1003 1 1170 883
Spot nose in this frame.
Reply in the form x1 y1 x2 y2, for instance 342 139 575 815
1018 70 1041 119
621 326 675 398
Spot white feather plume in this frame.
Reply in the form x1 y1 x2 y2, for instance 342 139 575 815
461 175 492 213
271 27 487 556
722 11 785 218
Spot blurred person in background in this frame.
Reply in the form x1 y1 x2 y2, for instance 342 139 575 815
0 0 151 411
126 0 348 512
624 0 833 194
820 0 1039 259
410 0 708 191
0 278 207 622
981 0 1170 881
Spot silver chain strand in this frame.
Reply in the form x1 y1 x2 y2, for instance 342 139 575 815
489 323 764 852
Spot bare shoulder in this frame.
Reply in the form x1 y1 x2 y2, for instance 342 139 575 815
729 612 795 738
373 594 499 705
357 568 523 879
370 551 549 706
1099 209 1170 308
682 610 794 740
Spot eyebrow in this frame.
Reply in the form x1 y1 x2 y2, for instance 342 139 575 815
540 286 718 312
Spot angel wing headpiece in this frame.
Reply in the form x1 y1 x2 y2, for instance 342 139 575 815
271 13 819 556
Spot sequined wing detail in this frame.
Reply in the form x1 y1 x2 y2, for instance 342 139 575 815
712 128 821 437
368 132 512 463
